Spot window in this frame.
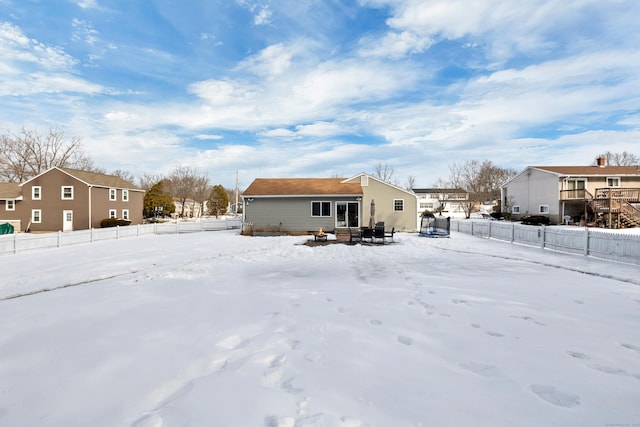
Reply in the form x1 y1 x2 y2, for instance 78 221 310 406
109 188 117 201
512 205 521 214
419 203 434 209
311 201 331 217
61 186 74 200
122 209 129 220
32 186 41 200
539 205 549 214
122 189 129 202
6 200 15 211
606 177 620 187
109 209 117 219
393 199 404 212
32 209 41 223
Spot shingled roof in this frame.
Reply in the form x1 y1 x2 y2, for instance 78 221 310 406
533 165 640 176
58 168 144 191
0 183 21 199
244 178 362 196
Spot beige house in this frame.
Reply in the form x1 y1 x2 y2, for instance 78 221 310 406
501 161 640 227
242 173 418 234
0 167 145 232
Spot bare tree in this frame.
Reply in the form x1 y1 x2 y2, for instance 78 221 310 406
594 151 639 166
111 169 136 185
167 165 199 217
405 175 416 191
449 160 517 218
0 127 97 182
139 173 166 191
373 163 396 184
192 175 210 218
432 177 450 215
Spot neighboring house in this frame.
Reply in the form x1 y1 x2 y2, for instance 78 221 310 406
242 173 418 234
500 160 640 227
0 167 145 232
413 188 469 219
173 198 204 218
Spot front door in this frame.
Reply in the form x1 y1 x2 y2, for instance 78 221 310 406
63 210 73 231
336 202 359 228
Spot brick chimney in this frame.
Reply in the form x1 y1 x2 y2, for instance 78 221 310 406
596 156 606 167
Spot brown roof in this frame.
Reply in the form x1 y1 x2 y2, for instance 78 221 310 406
0 182 21 199
60 168 144 191
244 178 362 196
533 166 640 176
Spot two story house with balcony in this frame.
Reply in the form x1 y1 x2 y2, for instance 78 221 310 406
500 158 640 228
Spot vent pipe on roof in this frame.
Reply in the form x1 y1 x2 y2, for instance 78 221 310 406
596 156 606 167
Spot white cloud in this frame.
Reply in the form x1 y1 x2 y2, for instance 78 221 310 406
359 30 433 59
194 134 224 140
238 43 295 77
71 18 99 45
253 6 272 25
77 0 99 9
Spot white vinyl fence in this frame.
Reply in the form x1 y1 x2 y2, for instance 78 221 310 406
0 217 242 256
452 220 640 265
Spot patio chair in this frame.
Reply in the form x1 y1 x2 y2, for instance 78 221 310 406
373 224 386 243
361 227 374 243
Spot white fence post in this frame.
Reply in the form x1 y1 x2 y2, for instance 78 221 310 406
540 225 546 249
116 225 120 240
58 231 62 248
488 221 492 239
13 233 18 254
511 223 515 243
584 228 590 256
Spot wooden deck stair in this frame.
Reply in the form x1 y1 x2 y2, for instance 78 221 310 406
585 188 640 228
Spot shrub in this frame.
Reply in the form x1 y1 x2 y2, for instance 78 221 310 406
520 215 549 225
101 218 132 228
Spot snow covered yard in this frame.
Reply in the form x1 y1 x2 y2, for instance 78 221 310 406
1 231 639 427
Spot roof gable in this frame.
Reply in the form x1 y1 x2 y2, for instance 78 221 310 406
343 173 417 196
244 178 362 196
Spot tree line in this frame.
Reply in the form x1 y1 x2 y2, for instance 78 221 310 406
3 127 637 219
0 128 234 219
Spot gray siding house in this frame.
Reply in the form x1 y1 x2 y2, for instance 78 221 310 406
242 173 419 234
501 162 640 227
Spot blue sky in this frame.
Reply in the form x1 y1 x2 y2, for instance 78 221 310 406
1 0 639 189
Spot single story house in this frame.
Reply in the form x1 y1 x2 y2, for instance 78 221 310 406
242 173 418 234
500 159 640 227
0 167 145 232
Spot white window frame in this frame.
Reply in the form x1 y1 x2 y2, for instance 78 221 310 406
606 177 620 187
32 186 41 200
512 205 521 214
122 189 129 202
61 186 74 200
109 188 117 201
109 209 117 219
32 209 42 223
311 201 331 217
393 199 404 212
6 200 15 211
122 209 129 220
539 204 550 214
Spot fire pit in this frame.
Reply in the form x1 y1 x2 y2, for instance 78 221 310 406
313 227 328 242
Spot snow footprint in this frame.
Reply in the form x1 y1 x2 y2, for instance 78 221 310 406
397 335 413 346
529 385 580 408
132 413 163 427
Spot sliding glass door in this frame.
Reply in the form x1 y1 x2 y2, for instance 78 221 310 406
336 202 359 227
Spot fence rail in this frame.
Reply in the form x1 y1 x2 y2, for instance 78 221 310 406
0 218 242 256
452 220 640 265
